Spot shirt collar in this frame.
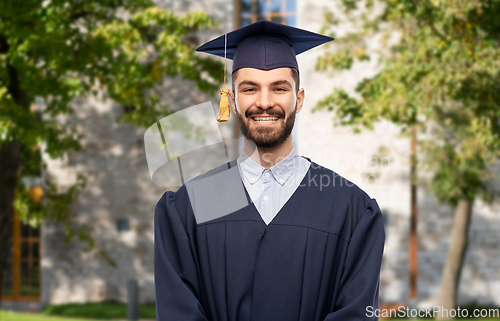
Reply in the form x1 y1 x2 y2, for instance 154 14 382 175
237 146 300 186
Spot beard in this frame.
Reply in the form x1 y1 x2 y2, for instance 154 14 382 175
236 103 296 149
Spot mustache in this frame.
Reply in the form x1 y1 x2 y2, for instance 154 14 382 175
245 107 285 118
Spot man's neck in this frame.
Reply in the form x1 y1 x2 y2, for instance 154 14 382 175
243 136 294 169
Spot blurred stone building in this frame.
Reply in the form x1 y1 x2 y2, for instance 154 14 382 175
2 0 500 312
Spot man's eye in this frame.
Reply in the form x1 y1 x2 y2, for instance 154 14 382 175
275 87 287 91
242 88 255 92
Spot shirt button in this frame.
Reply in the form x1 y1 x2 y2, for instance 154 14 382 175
263 196 268 202
250 178 256 183
264 172 270 177
279 179 284 184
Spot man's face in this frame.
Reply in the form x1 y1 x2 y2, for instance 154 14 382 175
229 67 305 149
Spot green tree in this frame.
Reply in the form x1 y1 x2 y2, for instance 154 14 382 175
0 0 222 299
315 0 500 317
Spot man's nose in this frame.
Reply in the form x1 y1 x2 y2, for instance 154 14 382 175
256 89 275 109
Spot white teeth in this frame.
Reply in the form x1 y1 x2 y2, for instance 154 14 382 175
253 116 279 123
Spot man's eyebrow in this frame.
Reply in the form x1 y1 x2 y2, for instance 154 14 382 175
271 80 292 87
238 80 259 88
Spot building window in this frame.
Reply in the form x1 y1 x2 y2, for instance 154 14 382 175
2 214 41 301
240 0 297 27
2 98 44 301
116 218 131 232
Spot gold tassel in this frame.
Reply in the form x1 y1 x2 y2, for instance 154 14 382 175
216 32 230 122
217 87 231 122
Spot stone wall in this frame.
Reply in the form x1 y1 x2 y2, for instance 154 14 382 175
42 96 162 304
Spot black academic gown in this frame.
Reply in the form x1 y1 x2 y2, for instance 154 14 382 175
154 159 385 321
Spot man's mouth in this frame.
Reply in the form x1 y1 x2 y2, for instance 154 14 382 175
251 116 281 123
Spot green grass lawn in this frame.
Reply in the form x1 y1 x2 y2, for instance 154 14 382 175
41 301 155 319
0 310 102 321
0 300 156 321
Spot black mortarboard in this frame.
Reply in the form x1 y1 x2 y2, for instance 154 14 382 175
196 20 334 74
196 20 334 122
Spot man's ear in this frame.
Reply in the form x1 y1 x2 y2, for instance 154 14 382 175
229 90 237 114
295 88 305 114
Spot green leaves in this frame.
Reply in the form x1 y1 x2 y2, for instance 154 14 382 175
1 0 222 153
0 0 222 265
1 1 223 134
317 0 500 204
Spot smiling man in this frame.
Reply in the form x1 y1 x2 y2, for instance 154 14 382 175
154 20 385 321
233 67 301 141
232 67 304 166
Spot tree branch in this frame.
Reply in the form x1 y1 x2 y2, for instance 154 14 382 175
69 10 91 20
1 34 29 108
0 34 9 54
429 20 447 41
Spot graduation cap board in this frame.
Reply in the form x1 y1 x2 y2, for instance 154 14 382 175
196 20 334 122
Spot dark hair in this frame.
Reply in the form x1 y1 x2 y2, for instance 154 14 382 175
231 67 300 95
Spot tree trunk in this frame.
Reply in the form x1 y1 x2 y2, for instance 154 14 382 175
0 34 27 302
409 124 418 306
0 139 21 300
436 198 473 320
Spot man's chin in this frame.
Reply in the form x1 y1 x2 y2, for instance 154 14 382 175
252 141 282 149
238 115 293 148
248 132 287 148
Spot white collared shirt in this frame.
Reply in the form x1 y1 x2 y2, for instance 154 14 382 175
236 146 310 224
